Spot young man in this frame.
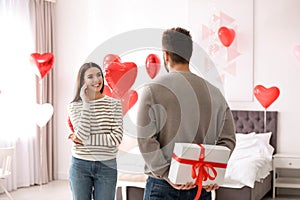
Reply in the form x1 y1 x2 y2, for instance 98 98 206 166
137 27 236 200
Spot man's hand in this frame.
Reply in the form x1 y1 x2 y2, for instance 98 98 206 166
168 181 196 190
168 181 219 192
203 184 219 192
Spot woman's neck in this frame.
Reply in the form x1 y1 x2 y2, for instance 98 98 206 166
87 92 105 100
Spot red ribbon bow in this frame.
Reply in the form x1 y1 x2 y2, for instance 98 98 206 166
172 144 227 200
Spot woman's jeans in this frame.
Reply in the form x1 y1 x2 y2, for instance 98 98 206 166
69 156 117 200
144 176 211 200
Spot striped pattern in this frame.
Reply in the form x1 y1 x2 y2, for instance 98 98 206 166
68 96 123 161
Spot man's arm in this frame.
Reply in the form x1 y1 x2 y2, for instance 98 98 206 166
217 107 236 154
136 86 170 180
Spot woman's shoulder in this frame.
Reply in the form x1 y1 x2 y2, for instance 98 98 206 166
68 101 83 109
102 95 121 103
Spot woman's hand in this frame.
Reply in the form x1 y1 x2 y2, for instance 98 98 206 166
68 133 83 145
80 83 89 102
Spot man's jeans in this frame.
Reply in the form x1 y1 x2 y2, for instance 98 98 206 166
69 156 117 200
144 176 211 200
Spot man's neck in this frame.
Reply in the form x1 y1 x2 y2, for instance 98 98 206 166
170 63 190 72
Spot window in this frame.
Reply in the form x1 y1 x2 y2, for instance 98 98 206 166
0 1 36 140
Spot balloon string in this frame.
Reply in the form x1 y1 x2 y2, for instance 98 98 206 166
264 109 267 133
39 78 43 186
39 79 43 103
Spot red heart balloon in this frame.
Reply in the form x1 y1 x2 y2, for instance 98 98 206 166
105 62 137 98
218 27 235 47
145 54 161 79
103 85 112 97
30 53 54 78
67 116 74 132
254 85 280 109
103 85 137 116
121 90 138 116
102 54 121 69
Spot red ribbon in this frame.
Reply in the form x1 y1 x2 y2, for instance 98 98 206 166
171 144 227 200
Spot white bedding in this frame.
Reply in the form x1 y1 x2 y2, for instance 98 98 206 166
221 132 274 188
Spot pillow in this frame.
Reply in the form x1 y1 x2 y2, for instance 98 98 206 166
235 132 256 150
235 132 255 142
254 132 274 159
254 132 272 145
230 132 274 161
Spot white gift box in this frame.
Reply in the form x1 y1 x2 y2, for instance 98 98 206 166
168 143 230 185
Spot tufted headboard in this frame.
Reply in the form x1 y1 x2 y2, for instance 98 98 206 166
231 110 278 153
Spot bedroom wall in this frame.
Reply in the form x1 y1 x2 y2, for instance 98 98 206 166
55 0 300 179
54 0 189 179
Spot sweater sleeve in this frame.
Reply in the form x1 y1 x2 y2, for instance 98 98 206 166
137 86 170 180
103 99 123 146
216 107 236 153
68 102 91 143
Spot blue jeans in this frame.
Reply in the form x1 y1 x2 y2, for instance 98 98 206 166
69 156 117 200
144 176 211 200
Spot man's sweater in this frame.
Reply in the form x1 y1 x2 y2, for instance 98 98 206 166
137 71 236 180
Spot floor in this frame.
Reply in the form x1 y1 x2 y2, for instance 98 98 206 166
263 195 300 200
0 180 299 200
0 180 72 200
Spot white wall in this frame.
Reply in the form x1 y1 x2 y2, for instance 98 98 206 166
55 0 300 179
231 0 300 154
55 0 189 179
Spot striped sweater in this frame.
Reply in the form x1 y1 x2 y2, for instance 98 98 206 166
68 95 123 161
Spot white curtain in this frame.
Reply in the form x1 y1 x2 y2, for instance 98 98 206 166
0 0 40 191
30 0 55 184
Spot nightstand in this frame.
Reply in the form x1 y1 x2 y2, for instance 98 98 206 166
273 154 300 198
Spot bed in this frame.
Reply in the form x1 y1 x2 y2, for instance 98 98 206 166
116 110 278 200
215 110 278 200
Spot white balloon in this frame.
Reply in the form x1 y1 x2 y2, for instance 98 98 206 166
35 103 54 127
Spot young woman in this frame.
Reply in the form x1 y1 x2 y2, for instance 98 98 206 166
68 62 123 200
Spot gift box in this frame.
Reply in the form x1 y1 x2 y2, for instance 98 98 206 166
168 143 230 186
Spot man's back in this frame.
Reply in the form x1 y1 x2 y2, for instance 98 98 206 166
137 71 235 179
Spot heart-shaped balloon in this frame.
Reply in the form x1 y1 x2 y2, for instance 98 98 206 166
294 45 300 61
254 85 280 109
145 54 161 79
121 90 138 116
103 85 112 97
105 62 137 98
30 53 54 79
67 116 74 132
35 103 54 127
218 27 235 47
102 85 137 116
102 54 121 69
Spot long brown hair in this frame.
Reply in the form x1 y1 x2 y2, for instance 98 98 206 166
71 62 105 103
